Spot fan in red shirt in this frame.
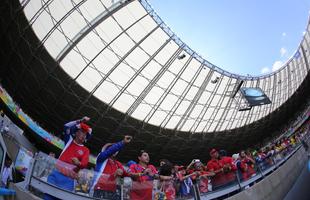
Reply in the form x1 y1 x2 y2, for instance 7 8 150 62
206 149 227 190
174 165 194 198
239 150 256 180
44 117 91 200
129 150 172 200
92 135 133 200
186 159 215 193
158 159 176 200
219 150 237 185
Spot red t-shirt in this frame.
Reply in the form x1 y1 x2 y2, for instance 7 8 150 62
186 169 211 193
206 159 226 187
198 171 211 193
220 156 237 183
59 141 89 169
130 164 158 200
162 180 176 200
56 141 89 178
240 158 256 180
94 159 128 192
221 157 234 168
206 159 223 172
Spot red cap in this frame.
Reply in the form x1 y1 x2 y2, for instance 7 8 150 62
79 122 91 134
76 123 92 142
210 148 218 155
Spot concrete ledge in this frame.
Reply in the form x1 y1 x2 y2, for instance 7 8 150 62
10 183 41 200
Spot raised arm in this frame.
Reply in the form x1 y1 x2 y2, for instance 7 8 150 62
96 141 124 163
63 117 90 144
96 135 132 163
186 160 195 171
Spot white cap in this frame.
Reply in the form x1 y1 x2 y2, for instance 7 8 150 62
232 153 239 160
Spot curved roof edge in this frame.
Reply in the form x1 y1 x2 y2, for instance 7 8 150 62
141 0 310 80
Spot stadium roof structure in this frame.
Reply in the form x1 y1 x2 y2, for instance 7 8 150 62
0 0 310 163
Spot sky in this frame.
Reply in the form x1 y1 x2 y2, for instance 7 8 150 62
148 0 310 76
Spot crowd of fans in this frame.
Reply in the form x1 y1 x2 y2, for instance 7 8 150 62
1 106 309 199
1 98 309 200
29 116 309 200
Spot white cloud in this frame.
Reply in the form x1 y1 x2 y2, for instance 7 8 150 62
282 32 286 37
272 61 283 72
261 60 284 74
280 47 287 57
261 67 270 74
303 31 306 36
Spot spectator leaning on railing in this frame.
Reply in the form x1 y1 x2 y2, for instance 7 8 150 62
239 150 256 181
206 149 226 190
219 150 237 186
129 150 173 200
186 159 214 193
174 165 194 198
158 159 178 200
44 117 91 200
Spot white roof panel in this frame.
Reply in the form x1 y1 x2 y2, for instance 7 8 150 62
20 0 310 132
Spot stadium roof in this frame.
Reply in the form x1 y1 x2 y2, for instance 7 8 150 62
0 0 309 163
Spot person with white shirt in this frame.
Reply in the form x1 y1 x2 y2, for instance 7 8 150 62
1 158 13 188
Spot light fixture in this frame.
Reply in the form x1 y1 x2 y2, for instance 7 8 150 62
178 54 186 60
239 106 252 111
211 77 219 84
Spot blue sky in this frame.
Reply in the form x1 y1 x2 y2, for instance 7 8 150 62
148 0 310 76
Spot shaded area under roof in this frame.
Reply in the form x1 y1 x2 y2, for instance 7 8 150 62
0 0 309 164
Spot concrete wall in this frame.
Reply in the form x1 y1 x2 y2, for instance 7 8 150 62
226 147 308 200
